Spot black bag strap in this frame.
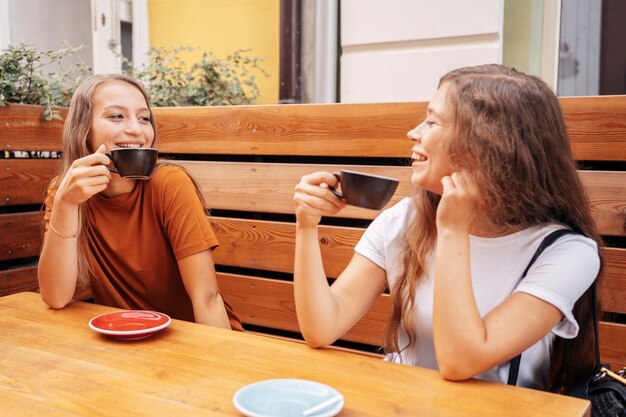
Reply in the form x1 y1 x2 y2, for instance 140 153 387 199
507 229 578 386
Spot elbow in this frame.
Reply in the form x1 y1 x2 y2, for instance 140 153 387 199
39 292 71 310
438 363 475 382
300 329 335 349
437 353 480 381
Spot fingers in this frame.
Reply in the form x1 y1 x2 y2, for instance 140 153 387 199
295 171 345 211
71 146 111 169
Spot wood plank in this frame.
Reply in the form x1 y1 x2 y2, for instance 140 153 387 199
216 272 388 346
0 104 65 151
3 97 626 162
560 95 626 161
580 171 626 237
0 265 92 300
600 247 626 314
182 161 413 219
9 214 624 304
0 266 38 296
599 322 626 370
0 159 57 206
211 217 360 278
0 212 43 261
154 97 626 161
153 103 421 157
2 161 625 237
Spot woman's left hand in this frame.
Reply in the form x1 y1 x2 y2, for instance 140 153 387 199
436 172 480 234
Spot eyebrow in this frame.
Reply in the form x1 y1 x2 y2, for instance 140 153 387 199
427 107 445 121
101 105 150 113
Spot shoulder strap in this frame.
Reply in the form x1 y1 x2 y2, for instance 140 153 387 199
507 229 577 386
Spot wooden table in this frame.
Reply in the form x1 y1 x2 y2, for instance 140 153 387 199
0 292 590 417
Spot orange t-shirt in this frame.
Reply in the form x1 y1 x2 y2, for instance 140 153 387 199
44 165 242 331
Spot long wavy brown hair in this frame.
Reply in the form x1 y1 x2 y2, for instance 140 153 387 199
383 64 602 393
47 74 208 288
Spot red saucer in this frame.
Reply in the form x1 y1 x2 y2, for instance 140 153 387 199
88 310 171 340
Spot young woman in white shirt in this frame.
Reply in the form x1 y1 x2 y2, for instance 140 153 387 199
293 64 601 393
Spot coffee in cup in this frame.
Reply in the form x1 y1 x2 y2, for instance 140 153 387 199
106 148 158 180
330 170 399 210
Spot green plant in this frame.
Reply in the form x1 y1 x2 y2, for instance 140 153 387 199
123 46 268 106
0 43 90 121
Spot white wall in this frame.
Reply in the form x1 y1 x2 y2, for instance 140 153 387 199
557 0 601 96
340 0 504 103
5 0 93 70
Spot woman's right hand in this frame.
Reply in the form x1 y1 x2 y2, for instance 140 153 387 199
55 144 112 206
294 171 347 228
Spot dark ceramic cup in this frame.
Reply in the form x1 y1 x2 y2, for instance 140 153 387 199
106 148 158 180
330 170 399 210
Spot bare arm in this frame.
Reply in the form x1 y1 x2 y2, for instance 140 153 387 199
433 173 563 380
294 172 387 347
178 250 231 329
38 145 111 309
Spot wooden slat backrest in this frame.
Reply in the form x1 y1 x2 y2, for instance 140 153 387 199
1 97 624 370
3 160 626 237
0 159 57 206
0 212 43 261
5 212 626 316
3 96 626 160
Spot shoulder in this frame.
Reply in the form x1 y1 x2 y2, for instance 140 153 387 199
151 164 193 184
375 197 414 224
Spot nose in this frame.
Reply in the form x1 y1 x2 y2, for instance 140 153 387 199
124 118 143 136
407 124 421 142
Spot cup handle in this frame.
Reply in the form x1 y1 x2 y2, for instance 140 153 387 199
104 153 118 173
329 172 343 198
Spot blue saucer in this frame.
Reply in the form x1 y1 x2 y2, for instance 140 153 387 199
233 378 344 417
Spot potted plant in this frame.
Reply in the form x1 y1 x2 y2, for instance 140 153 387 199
0 43 89 121
123 45 268 106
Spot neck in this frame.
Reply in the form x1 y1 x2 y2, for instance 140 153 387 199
469 218 522 238
101 176 137 198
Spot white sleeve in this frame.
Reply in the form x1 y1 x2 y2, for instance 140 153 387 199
515 234 600 338
353 197 412 271
354 209 388 270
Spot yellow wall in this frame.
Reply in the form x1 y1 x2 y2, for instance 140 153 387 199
147 0 280 104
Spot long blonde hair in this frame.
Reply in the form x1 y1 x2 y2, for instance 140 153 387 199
383 64 602 393
50 74 208 288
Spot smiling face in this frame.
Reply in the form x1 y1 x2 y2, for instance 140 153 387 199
408 82 455 195
87 80 155 153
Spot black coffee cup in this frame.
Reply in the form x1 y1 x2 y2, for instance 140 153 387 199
330 170 399 210
106 148 158 180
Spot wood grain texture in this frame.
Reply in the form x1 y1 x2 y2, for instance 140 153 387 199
181 161 413 219
600 247 626 314
0 159 57 206
211 217 361 277
580 171 626 237
3 97 626 162
185 161 626 233
153 102 421 157
0 104 65 151
0 292 592 417
216 272 388 346
0 211 43 261
560 95 626 161
5 214 625 314
0 266 39 296
598 322 626 370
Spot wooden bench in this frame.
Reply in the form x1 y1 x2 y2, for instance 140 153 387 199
1 98 625 370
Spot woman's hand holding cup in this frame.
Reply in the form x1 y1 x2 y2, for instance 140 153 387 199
55 144 112 206
294 171 347 228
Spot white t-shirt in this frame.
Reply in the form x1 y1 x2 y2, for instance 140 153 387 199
354 198 600 389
